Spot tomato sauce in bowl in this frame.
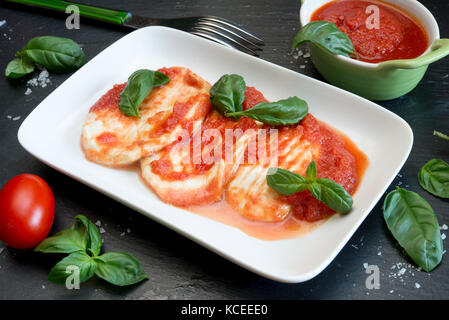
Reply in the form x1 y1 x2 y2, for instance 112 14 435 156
311 0 429 63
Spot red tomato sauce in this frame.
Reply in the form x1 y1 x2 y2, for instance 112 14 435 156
89 83 126 113
311 0 429 63
282 114 365 222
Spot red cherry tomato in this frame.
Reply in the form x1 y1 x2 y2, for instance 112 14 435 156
0 174 55 249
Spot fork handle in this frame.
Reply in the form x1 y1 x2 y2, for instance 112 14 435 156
6 0 131 25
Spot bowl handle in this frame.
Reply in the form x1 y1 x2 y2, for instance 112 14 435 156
377 39 449 70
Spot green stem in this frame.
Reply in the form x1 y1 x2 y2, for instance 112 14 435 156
434 130 449 141
6 0 131 25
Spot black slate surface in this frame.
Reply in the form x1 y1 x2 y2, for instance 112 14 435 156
0 0 448 300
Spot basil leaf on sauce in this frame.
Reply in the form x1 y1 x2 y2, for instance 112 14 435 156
266 168 307 196
434 130 449 141
119 69 170 118
210 74 246 120
383 187 443 272
292 21 356 57
94 252 148 286
418 159 449 199
267 161 353 214
5 56 35 78
226 96 309 126
22 36 86 73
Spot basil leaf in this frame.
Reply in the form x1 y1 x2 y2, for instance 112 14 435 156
34 226 87 254
48 251 97 285
266 168 307 196
267 161 353 214
309 178 353 214
227 96 308 126
5 57 35 78
383 187 443 272
305 159 317 181
292 21 356 57
119 69 170 118
210 74 246 120
74 215 102 256
94 252 148 286
418 159 449 199
22 36 86 73
434 130 449 141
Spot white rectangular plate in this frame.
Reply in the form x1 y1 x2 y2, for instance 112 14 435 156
18 26 413 283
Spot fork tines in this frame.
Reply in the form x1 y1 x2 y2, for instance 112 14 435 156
191 16 264 56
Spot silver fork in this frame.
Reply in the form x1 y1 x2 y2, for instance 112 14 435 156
5 0 265 56
125 16 265 56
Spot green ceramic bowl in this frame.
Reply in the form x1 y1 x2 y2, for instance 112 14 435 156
299 0 449 101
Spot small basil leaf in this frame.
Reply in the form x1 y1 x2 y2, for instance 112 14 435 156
305 160 317 182
94 252 148 286
418 159 449 199
434 130 449 141
383 187 443 272
22 36 86 73
266 168 307 196
74 215 102 256
119 69 169 118
210 74 246 120
292 21 356 57
5 57 35 78
309 178 353 214
48 251 97 285
227 96 308 126
152 70 170 87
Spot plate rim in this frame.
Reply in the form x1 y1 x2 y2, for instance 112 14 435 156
17 26 414 283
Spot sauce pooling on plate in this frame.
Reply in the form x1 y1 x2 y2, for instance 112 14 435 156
311 0 429 63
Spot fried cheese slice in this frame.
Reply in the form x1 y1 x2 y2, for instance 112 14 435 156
81 67 211 166
225 120 321 222
140 111 259 206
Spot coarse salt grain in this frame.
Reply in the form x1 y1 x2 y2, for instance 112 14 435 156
442 233 446 240
120 232 125 237
363 262 368 269
95 220 101 227
12 116 21 121
27 69 51 88
441 224 448 231
0 20 6 27
415 283 421 289
0 248 4 255
99 227 106 234
25 88 32 95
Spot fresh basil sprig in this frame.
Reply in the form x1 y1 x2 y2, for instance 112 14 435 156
418 159 449 199
434 130 449 141
266 161 353 214
5 36 86 78
35 214 148 287
210 74 309 126
210 74 246 120
119 69 170 118
383 187 443 272
292 21 356 57
226 97 308 126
